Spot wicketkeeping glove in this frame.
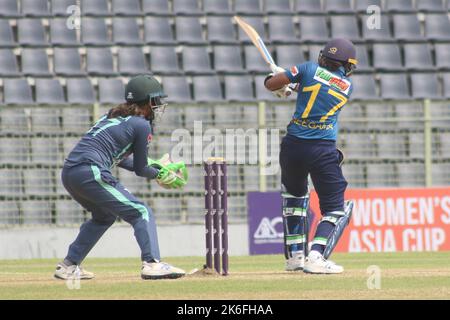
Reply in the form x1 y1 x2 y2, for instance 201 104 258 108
148 155 188 189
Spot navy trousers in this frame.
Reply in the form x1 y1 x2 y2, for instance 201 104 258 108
61 164 160 264
280 134 348 214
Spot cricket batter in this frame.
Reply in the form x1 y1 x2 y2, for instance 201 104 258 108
54 75 187 280
265 39 357 274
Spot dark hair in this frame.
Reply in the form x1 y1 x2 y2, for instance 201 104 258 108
107 100 149 119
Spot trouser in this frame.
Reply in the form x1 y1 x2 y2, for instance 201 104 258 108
61 163 160 264
279 134 348 255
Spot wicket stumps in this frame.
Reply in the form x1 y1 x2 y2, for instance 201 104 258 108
204 157 228 276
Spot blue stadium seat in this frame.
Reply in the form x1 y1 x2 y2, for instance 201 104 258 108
18 18 47 47
435 44 450 70
173 0 202 15
3 79 34 104
425 14 450 41
67 78 95 104
410 73 441 99
324 0 354 14
380 74 410 99
393 14 424 41
81 0 109 16
416 0 446 12
182 46 213 74
385 0 415 13
350 74 378 100
361 15 393 42
295 0 322 14
50 18 79 46
35 79 66 105
224 75 255 101
404 43 434 71
244 45 268 73
207 16 237 44
268 16 297 44
161 76 192 103
0 20 15 47
275 45 306 70
81 18 111 46
299 16 329 42
0 0 21 17
98 78 125 104
204 0 231 15
235 0 262 15
214 45 244 73
118 47 148 75
113 17 143 45
330 15 360 41
175 17 206 44
52 0 77 16
112 0 141 16
372 44 403 71
21 48 51 76
54 48 85 76
142 0 170 15
355 0 382 12
0 49 20 77
21 0 50 17
265 0 291 14
145 17 175 45
443 74 450 98
354 45 372 72
192 76 224 102
150 46 180 74
86 48 116 76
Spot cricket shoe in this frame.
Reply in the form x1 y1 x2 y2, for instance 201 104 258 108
303 251 343 274
285 252 305 271
141 261 185 280
54 262 94 280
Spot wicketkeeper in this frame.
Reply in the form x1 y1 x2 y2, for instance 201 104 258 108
265 39 357 274
54 75 188 280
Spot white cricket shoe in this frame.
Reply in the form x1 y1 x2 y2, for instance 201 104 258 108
303 251 344 274
285 252 305 271
54 262 95 280
141 261 186 280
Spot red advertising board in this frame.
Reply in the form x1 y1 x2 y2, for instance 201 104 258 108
309 187 450 253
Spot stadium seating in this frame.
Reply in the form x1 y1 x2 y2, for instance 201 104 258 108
214 45 244 73
113 17 143 45
0 0 448 225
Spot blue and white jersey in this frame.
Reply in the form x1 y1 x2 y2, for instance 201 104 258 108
284 61 353 141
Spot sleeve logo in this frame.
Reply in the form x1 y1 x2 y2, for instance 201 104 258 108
290 66 299 76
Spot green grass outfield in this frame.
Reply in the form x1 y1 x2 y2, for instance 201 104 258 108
1 252 450 300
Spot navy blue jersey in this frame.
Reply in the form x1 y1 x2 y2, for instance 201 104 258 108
65 115 158 179
284 61 353 141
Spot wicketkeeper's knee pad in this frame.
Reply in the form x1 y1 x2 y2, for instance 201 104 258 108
282 185 310 259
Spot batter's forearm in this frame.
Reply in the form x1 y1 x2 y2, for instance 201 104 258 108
264 73 291 91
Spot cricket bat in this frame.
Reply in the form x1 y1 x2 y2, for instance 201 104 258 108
234 15 294 94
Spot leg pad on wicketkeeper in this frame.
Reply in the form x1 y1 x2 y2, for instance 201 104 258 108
282 187 310 259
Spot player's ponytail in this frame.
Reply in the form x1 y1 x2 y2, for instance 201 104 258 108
107 101 149 119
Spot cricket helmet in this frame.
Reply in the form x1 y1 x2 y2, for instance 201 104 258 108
319 38 358 76
125 74 167 105
125 75 168 125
